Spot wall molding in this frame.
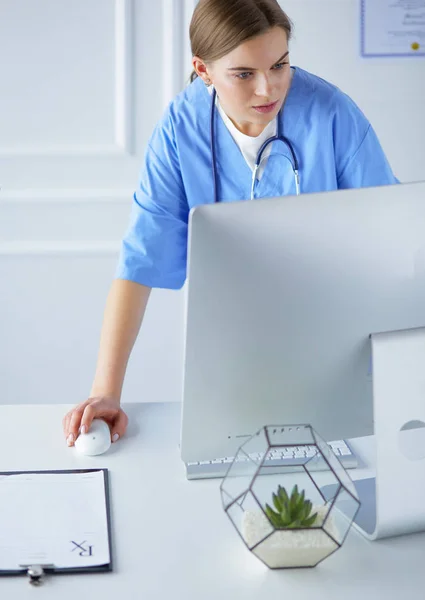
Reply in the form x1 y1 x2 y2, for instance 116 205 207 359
0 0 134 159
162 0 196 109
0 188 133 203
183 0 197 84
0 241 120 257
0 189 131 250
115 0 135 155
162 0 183 109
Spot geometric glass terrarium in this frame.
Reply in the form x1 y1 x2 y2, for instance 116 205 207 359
220 424 361 569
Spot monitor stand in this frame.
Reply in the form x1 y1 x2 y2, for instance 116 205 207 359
352 326 425 540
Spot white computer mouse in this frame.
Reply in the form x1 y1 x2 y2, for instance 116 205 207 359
74 419 111 456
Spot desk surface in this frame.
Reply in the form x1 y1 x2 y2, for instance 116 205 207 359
0 402 423 599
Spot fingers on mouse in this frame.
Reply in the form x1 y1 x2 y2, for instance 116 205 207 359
74 419 112 456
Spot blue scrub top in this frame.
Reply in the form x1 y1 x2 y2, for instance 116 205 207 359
116 67 398 290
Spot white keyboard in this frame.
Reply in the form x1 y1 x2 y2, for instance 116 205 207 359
186 439 357 480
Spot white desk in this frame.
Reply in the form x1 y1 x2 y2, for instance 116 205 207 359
0 402 424 599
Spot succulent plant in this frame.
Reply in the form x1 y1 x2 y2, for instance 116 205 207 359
264 484 318 529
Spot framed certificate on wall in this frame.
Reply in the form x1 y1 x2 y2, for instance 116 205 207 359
361 0 425 57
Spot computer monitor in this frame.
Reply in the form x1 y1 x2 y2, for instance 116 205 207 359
180 180 425 466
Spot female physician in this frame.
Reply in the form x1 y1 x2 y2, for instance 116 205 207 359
63 0 398 446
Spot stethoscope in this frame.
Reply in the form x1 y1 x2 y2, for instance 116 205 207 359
210 87 300 203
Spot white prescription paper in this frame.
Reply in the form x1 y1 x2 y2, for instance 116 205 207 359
0 471 110 571
361 0 425 56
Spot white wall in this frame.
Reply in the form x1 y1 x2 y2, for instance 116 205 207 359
1 0 424 405
0 0 195 405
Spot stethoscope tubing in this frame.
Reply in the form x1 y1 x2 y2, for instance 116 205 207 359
210 88 300 202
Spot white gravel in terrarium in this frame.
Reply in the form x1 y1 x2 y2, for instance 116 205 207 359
242 505 339 568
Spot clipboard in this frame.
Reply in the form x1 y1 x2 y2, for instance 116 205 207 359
0 469 113 585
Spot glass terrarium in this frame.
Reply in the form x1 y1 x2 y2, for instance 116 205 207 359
220 424 360 569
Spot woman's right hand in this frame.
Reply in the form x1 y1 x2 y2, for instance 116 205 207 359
63 397 129 446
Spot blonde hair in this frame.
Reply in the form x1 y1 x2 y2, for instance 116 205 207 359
190 0 293 82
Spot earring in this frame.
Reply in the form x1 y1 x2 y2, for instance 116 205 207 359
205 78 212 86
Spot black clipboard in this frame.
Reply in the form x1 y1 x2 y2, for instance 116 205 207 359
0 469 113 584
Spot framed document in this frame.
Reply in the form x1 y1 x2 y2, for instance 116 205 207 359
361 0 425 57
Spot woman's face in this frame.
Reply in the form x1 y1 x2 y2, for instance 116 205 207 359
194 27 292 137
